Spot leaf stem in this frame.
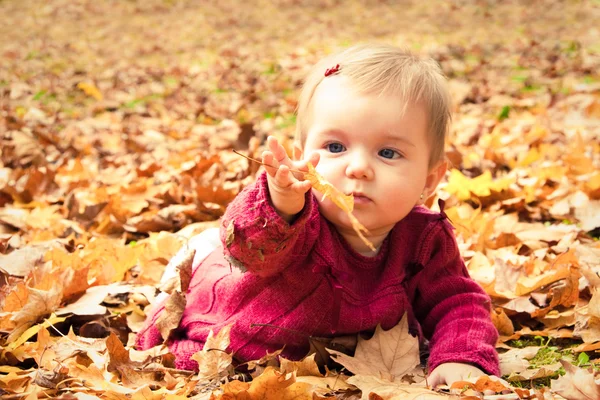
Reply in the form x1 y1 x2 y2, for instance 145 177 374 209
232 149 304 174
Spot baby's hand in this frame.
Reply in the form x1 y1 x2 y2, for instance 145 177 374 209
427 362 487 388
262 136 319 222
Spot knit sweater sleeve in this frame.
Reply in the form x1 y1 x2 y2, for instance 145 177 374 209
135 298 167 351
219 171 319 277
410 219 500 376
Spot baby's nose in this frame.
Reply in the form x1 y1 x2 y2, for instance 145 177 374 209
345 155 374 180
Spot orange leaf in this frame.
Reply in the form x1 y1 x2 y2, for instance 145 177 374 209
305 163 375 251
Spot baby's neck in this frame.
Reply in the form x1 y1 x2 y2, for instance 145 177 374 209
337 227 391 258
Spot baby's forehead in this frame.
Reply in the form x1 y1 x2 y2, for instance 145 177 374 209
315 74 421 106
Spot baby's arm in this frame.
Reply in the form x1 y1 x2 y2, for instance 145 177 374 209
220 136 321 277
410 221 499 385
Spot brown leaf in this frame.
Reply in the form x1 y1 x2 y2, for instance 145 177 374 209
280 354 322 377
191 324 233 381
490 307 514 336
550 360 600 400
106 331 132 372
7 286 62 344
0 240 63 277
155 290 187 341
215 366 314 400
449 375 509 393
327 313 419 382
158 247 194 294
347 375 446 400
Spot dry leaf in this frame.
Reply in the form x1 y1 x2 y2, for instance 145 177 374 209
305 162 375 251
214 366 314 400
348 375 446 400
155 290 187 340
77 82 103 100
498 346 541 376
327 313 419 382
550 360 600 400
191 324 234 381
7 286 62 344
279 354 322 377
7 314 66 351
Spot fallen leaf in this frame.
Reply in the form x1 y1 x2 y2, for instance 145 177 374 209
0 241 62 277
7 286 62 344
348 375 446 400
215 366 314 400
507 362 562 382
550 360 600 400
327 313 419 382
280 354 322 377
7 314 67 351
155 290 187 340
77 82 103 100
459 375 510 393
191 324 234 381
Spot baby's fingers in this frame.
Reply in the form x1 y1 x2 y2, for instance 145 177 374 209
267 136 290 166
273 164 294 188
306 152 320 169
290 180 312 194
262 151 280 177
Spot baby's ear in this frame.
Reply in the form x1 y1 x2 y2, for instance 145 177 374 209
425 160 448 194
293 143 303 161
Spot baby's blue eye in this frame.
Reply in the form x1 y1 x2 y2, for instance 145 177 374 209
327 143 346 153
379 148 399 159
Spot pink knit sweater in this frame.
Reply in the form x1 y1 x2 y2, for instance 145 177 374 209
136 172 500 375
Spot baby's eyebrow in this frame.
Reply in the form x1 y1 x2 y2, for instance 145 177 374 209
319 128 346 138
383 133 416 147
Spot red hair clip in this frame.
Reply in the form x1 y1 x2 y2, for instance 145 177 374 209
324 64 341 77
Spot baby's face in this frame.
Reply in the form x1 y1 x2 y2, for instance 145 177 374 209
303 76 436 237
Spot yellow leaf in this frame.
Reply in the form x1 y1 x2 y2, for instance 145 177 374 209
305 163 375 251
77 82 103 100
446 169 514 200
445 169 472 200
7 314 66 350
305 163 354 212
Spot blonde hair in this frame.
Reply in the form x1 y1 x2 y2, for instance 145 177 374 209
295 43 451 167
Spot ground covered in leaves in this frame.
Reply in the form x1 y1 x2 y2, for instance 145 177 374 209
1 0 600 399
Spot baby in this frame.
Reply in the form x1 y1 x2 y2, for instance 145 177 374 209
136 43 500 387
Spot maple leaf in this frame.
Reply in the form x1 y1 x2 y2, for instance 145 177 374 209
305 162 375 252
191 324 234 381
214 366 314 400
327 313 419 382
445 169 514 201
7 286 62 344
279 354 322 377
550 360 600 400
348 375 445 400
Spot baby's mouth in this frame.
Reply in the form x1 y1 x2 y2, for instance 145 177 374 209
350 192 372 204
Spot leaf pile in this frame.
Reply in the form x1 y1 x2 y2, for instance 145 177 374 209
1 0 600 399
